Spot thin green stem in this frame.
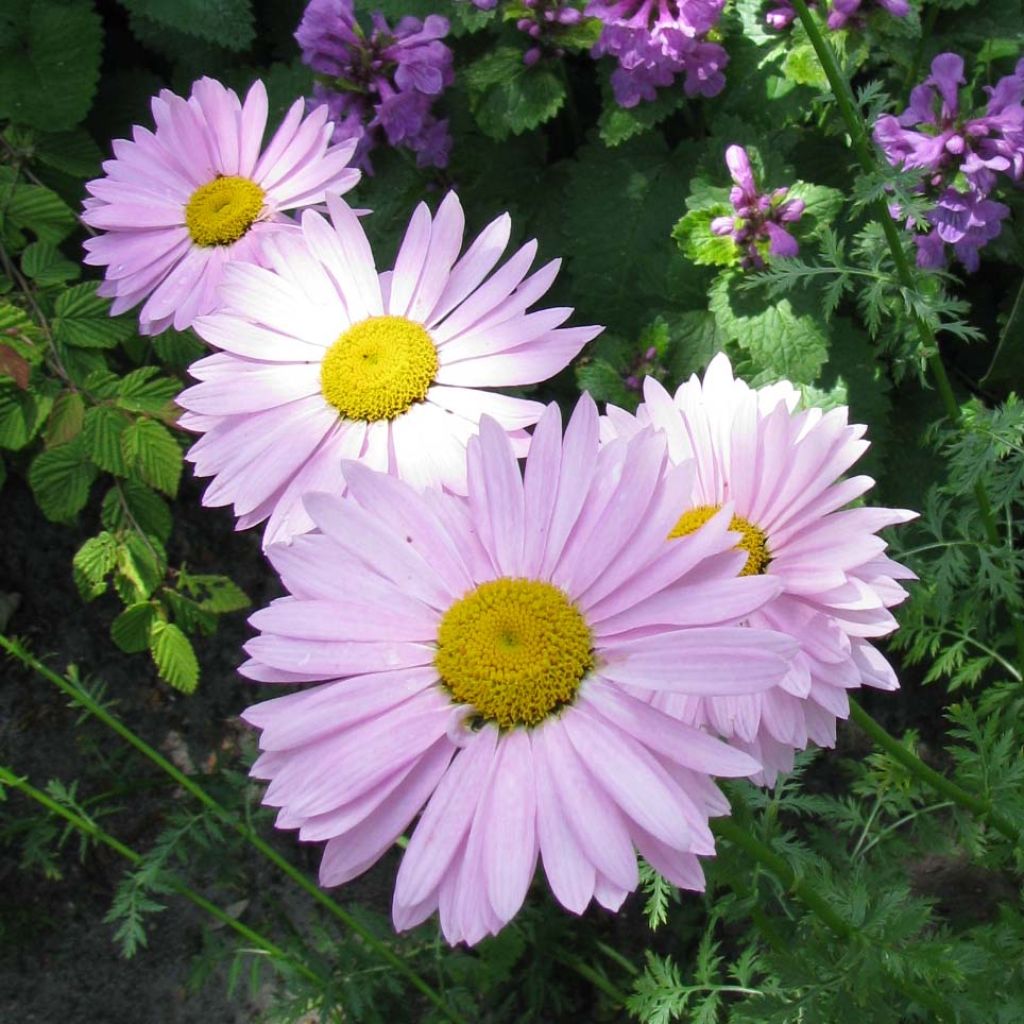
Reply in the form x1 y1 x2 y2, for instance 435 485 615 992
788 0 1024 670
712 816 953 1020
858 801 955 859
848 699 1021 844
0 766 326 989
594 938 640 975
552 948 631 1006
0 635 467 1024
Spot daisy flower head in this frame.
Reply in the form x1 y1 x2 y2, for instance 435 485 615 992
602 353 917 784
240 396 801 944
81 77 360 335
177 192 602 547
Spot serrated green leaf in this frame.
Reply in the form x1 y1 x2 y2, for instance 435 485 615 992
53 284 135 349
163 590 217 635
575 358 635 408
83 405 131 475
673 208 741 268
149 621 199 694
33 129 104 178
152 328 205 370
101 480 173 544
111 602 157 653
121 418 182 496
72 531 119 600
28 435 97 520
0 0 102 130
20 242 80 285
709 273 830 384
117 532 166 602
781 42 828 88
118 0 255 51
599 82 683 147
182 574 250 614
0 381 52 449
466 47 565 141
786 181 845 238
1 180 76 244
116 367 179 414
45 392 86 447
663 310 725 381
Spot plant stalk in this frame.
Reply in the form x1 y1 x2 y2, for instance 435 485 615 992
0 765 328 990
788 0 1024 670
0 635 467 1024
848 699 1020 843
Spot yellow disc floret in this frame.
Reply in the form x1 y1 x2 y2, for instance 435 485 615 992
320 315 438 422
669 503 772 576
184 176 265 247
435 578 594 729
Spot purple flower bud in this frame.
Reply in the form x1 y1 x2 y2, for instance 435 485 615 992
644 346 658 361
710 215 735 236
523 46 542 65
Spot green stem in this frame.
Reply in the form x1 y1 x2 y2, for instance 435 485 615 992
712 816 952 1020
553 948 631 1007
0 766 326 990
0 635 467 1024
848 699 1021 844
788 0 1024 670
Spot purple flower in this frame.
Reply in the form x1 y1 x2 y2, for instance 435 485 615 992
514 0 588 65
827 0 909 30
766 0 908 32
711 145 805 269
295 0 454 171
587 0 728 108
873 53 1024 271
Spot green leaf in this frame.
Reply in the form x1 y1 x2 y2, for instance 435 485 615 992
116 367 179 414
121 418 182 496
709 273 830 384
152 328 205 370
0 381 51 449
72 531 119 600
0 179 76 244
786 181 845 238
0 0 103 129
33 129 104 178
466 47 565 141
53 284 136 349
45 391 86 447
116 532 166 602
575 358 634 408
28 435 97 520
111 602 157 653
781 42 829 88
118 0 255 51
182 574 250 614
149 621 199 694
20 242 80 285
101 480 173 544
673 208 741 268
163 590 216 635
662 310 725 381
598 83 683 148
83 405 132 475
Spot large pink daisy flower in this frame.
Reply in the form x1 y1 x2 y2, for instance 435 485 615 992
177 192 600 547
81 77 359 335
240 397 800 944
603 354 916 783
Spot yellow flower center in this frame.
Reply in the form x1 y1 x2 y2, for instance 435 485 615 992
320 315 438 422
669 504 771 576
435 578 594 730
184 176 265 247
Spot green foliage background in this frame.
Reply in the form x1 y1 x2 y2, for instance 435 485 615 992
1 0 1024 1021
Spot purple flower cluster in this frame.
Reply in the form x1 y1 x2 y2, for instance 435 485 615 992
295 0 454 171
873 53 1024 271
766 0 908 31
586 0 729 108
710 145 805 270
515 0 587 66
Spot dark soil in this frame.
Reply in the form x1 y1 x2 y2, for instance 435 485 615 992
0 472 282 1024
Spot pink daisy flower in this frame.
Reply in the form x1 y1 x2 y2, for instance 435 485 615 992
602 354 916 784
240 397 801 944
176 192 601 547
81 77 360 335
